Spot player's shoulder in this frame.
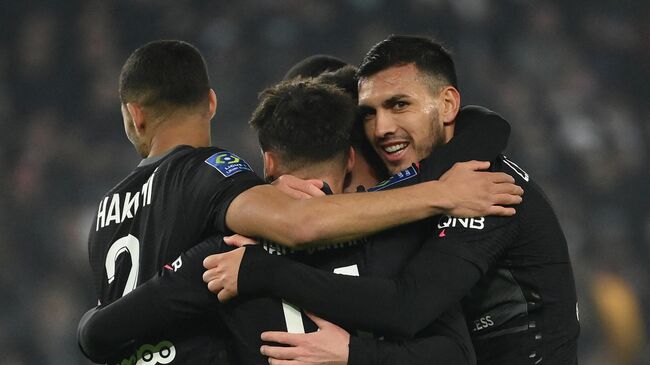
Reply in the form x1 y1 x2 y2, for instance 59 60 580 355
492 154 532 185
164 146 257 179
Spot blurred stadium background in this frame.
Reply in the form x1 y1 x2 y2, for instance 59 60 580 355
1 0 648 364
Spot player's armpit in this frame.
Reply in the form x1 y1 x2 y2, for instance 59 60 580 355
225 165 522 248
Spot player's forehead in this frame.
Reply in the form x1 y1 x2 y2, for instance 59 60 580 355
358 64 428 106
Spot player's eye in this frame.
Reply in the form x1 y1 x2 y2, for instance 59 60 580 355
359 107 376 122
393 101 409 110
362 112 376 122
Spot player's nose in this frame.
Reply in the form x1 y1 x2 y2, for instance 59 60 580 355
373 110 398 138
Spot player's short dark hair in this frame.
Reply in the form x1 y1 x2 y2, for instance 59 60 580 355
119 40 210 109
358 34 458 89
315 65 358 100
250 79 355 169
315 66 389 179
283 55 348 81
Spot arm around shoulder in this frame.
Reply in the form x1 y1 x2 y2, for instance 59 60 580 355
225 182 453 248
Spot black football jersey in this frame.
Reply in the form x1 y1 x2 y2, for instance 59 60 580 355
427 155 580 364
235 106 579 364
86 145 262 364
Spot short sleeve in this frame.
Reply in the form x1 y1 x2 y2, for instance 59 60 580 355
179 149 264 234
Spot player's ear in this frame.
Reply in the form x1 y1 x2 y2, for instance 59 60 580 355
208 89 217 119
439 86 460 126
346 146 356 174
126 102 146 134
263 151 278 181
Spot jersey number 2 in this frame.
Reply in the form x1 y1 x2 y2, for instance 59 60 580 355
282 264 359 333
105 234 140 297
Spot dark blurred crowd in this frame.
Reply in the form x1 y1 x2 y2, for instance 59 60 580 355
1 1 648 364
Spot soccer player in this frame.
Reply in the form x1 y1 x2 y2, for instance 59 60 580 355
205 35 580 365
82 40 523 364
80 74 512 364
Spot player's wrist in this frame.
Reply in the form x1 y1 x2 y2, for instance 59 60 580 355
237 245 274 297
421 180 454 216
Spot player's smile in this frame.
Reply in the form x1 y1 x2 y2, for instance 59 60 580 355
378 140 410 163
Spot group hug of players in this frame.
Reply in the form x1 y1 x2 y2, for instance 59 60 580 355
78 35 579 365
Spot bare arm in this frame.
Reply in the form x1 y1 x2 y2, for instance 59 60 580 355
225 160 522 248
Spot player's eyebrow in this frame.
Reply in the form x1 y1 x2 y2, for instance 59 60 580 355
382 94 410 108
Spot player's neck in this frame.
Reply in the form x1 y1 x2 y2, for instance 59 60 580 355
147 115 211 158
290 166 346 194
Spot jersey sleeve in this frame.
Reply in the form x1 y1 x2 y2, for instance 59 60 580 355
77 235 230 363
180 150 263 234
348 335 470 365
419 105 511 180
238 244 481 338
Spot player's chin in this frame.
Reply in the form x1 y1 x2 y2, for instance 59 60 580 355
385 149 417 173
384 156 414 175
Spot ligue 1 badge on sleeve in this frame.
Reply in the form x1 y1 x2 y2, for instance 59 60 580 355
205 151 253 177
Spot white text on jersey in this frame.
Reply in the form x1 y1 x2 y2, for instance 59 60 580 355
96 171 156 231
437 216 485 230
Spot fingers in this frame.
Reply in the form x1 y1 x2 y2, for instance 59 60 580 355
301 181 326 197
267 356 298 365
305 179 324 190
261 331 303 347
260 345 301 360
202 267 222 287
463 160 491 171
486 206 517 217
493 193 523 206
217 288 234 302
273 175 325 198
224 234 258 247
304 312 330 328
203 254 220 270
490 182 524 196
206 276 224 293
486 171 515 184
285 190 315 200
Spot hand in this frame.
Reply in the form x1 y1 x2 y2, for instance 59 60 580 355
272 175 325 199
261 313 349 365
202 247 246 301
223 234 258 247
440 160 523 217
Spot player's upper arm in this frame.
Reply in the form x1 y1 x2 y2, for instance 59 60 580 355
225 184 317 247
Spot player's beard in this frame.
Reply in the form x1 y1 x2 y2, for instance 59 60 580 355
416 110 447 163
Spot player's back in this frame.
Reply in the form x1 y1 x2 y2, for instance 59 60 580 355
87 145 262 364
221 221 369 363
